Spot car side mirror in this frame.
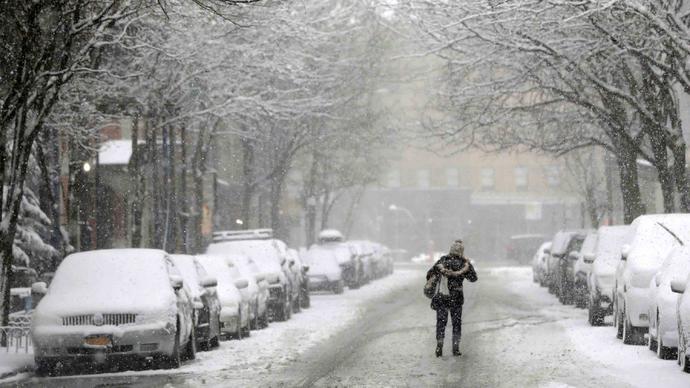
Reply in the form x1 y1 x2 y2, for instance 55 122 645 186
621 244 631 261
583 253 595 264
671 279 687 294
234 279 249 289
200 277 217 288
170 275 184 291
31 282 48 295
568 251 579 260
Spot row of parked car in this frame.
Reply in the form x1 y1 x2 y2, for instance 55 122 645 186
531 213 690 373
27 229 393 376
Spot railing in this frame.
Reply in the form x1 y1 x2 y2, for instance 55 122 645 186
0 325 32 354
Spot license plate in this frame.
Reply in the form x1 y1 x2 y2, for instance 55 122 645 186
84 336 111 347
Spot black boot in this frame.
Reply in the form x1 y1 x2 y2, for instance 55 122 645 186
435 341 443 357
452 340 461 356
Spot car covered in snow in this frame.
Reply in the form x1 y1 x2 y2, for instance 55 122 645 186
318 229 363 288
614 214 690 345
286 248 309 311
671 267 690 372
506 234 546 264
197 255 251 339
571 230 597 308
647 246 690 359
170 254 222 350
208 230 293 322
370 242 394 278
547 230 587 302
304 244 345 294
31 249 196 375
226 254 270 329
531 241 551 286
586 225 629 326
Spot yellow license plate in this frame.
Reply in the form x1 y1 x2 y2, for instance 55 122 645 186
84 336 111 347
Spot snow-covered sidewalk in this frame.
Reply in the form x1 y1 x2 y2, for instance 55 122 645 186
0 351 33 379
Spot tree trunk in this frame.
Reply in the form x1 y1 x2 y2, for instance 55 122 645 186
240 138 255 229
670 139 690 212
616 147 645 224
179 125 189 253
647 129 675 213
130 115 145 248
270 167 288 238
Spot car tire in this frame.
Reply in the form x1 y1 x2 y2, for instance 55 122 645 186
183 326 196 361
656 316 672 359
286 296 293 320
301 291 310 309
251 301 259 330
622 310 642 345
614 298 623 339
588 299 603 327
260 308 269 328
236 308 244 339
293 293 301 314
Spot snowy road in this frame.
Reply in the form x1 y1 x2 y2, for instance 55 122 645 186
5 264 690 387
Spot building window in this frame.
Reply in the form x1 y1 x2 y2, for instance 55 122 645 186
480 168 494 190
417 169 430 189
446 168 459 187
387 169 400 188
545 165 560 187
515 166 528 191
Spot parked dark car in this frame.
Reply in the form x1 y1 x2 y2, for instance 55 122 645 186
506 234 546 264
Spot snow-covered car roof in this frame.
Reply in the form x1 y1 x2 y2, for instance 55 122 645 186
36 249 175 315
659 246 690 284
318 229 344 242
207 240 283 274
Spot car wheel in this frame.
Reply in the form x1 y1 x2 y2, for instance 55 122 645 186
622 310 641 345
260 308 269 328
648 330 657 351
251 301 259 330
236 308 244 339
286 296 292 320
293 293 301 314
656 316 672 359
183 326 196 361
301 291 310 309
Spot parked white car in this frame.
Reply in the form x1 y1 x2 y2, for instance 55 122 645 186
614 214 690 345
532 241 551 286
318 229 363 288
587 225 629 326
572 231 598 308
304 244 345 294
197 255 251 339
227 254 270 329
647 246 690 359
170 254 222 350
31 249 195 375
286 248 309 311
671 269 690 372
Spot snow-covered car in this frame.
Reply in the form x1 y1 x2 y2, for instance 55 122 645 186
197 255 251 339
207 233 293 322
318 229 363 288
227 254 270 328
371 243 394 278
647 246 690 359
287 248 309 311
547 230 586 302
170 254 222 350
346 240 374 285
273 240 301 312
546 231 576 295
586 225 629 326
614 214 690 345
304 244 345 294
531 241 551 286
506 234 546 264
571 230 597 308
671 270 690 372
31 249 196 375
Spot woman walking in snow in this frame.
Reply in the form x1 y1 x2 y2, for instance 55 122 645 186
426 239 474 357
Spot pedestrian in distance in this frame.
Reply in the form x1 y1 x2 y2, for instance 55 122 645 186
424 239 477 357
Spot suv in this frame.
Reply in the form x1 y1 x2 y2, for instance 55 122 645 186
572 231 597 308
614 214 690 345
546 230 585 299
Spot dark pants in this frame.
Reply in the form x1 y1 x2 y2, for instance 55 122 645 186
436 298 463 346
